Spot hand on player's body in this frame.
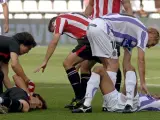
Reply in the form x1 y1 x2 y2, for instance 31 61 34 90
140 83 149 94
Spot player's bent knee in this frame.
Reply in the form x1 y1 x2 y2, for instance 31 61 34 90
93 66 105 75
63 59 72 69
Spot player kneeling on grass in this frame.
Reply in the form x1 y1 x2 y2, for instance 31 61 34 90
0 74 47 114
72 66 160 113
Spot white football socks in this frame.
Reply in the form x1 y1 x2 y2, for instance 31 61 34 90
102 71 117 107
125 71 137 107
84 72 100 107
106 71 117 86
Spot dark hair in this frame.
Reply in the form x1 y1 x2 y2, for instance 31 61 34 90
13 32 37 47
48 17 57 32
33 93 47 109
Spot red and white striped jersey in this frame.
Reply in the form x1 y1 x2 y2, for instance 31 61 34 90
91 0 123 18
0 0 7 4
54 13 91 39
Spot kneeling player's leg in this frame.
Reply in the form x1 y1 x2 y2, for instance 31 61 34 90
63 52 84 100
0 70 4 94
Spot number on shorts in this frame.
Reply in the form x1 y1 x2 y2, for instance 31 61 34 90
110 41 116 49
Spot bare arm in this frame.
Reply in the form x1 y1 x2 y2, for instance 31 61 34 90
13 75 30 94
2 2 9 33
1 63 12 88
122 0 133 15
137 47 149 94
137 48 145 85
10 52 30 83
43 33 61 63
84 0 94 17
34 33 61 73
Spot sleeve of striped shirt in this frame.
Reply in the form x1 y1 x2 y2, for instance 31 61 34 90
54 17 67 34
137 31 148 52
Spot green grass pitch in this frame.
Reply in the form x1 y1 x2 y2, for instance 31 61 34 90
0 45 160 120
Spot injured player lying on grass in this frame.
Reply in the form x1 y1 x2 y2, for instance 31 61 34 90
0 75 47 114
72 66 160 113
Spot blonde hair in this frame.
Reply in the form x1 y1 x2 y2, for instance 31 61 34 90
148 27 160 44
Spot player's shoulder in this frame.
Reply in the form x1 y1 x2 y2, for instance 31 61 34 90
0 35 13 44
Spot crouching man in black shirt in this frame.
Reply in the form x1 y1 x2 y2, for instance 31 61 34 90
0 32 37 94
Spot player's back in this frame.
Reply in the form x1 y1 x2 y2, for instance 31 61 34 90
90 13 148 50
0 36 14 53
55 13 91 39
101 14 147 43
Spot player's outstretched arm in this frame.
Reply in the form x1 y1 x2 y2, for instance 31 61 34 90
13 74 30 94
34 33 61 73
137 47 149 94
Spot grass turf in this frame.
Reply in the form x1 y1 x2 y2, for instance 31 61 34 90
0 45 160 120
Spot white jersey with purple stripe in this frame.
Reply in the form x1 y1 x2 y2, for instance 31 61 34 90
139 93 160 111
97 14 148 52
0 0 7 4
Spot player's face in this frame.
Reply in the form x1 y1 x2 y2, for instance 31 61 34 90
49 22 55 33
19 45 32 55
50 25 55 32
147 33 158 48
35 96 43 109
29 96 43 109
